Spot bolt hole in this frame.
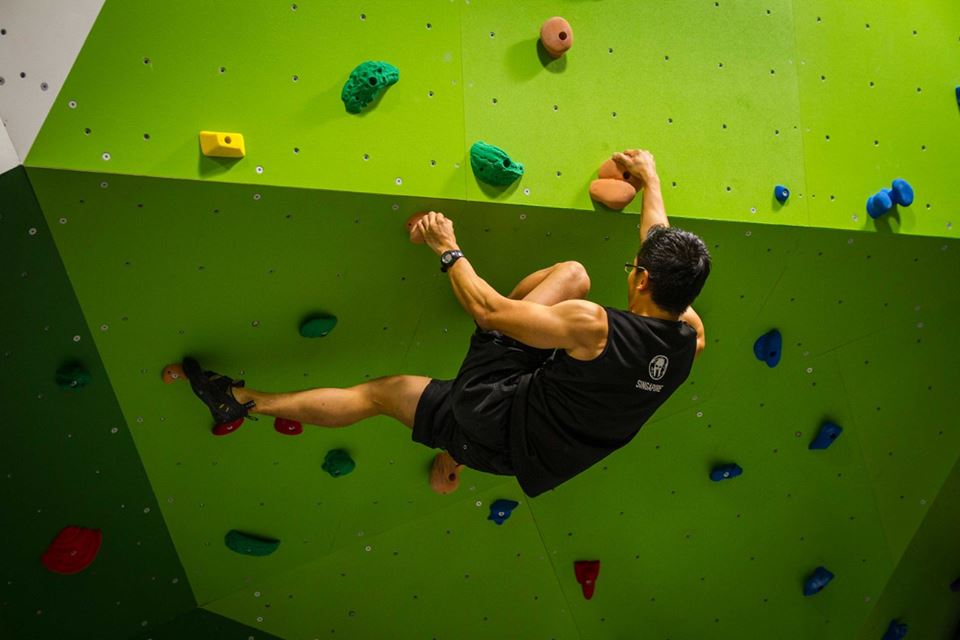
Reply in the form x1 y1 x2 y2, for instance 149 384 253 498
559 32 567 40
225 136 232 144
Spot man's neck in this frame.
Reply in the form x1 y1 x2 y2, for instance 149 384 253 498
628 298 680 322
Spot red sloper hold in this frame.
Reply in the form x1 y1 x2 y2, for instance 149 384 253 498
274 417 303 436
41 526 103 575
574 560 601 600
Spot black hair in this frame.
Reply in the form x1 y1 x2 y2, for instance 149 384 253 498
636 225 711 316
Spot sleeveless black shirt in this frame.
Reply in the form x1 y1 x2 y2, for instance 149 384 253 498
508 306 698 497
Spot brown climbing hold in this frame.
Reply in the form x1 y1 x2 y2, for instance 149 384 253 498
162 363 186 384
599 158 645 191
540 17 574 58
406 211 429 244
430 451 463 495
589 179 637 210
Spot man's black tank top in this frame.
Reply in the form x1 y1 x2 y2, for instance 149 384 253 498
508 306 698 497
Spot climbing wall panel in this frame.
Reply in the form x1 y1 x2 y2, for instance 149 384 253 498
793 1 960 236
25 0 467 201
23 161 960 638
26 0 960 238
0 166 196 639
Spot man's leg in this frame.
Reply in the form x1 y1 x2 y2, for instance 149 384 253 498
233 375 431 429
508 261 590 304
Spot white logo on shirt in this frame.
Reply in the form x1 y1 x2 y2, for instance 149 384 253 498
649 355 669 381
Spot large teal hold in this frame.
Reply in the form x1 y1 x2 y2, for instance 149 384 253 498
341 61 399 114
224 530 281 557
470 141 524 186
322 449 356 478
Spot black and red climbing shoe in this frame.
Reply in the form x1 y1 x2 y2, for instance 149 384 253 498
182 357 258 436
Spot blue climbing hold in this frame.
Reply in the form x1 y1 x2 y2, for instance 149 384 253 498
867 189 894 219
809 421 843 450
774 185 790 204
955 85 959 107
710 463 742 482
803 566 834 596
882 619 909 639
890 178 914 207
951 576 960 592
488 499 519 525
754 329 782 368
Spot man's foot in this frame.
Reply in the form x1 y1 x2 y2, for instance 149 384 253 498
181 357 258 432
430 451 464 495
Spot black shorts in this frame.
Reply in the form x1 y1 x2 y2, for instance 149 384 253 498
412 326 556 476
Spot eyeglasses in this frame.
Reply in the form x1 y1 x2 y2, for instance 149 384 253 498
624 263 647 275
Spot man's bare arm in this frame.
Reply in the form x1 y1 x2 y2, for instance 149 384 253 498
612 148 668 243
679 306 706 358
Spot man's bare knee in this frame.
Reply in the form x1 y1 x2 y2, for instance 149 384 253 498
560 261 591 298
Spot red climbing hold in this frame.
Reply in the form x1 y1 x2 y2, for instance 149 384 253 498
274 417 303 436
574 560 601 600
212 417 244 436
41 526 102 575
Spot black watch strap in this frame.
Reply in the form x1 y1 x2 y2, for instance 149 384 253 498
440 250 464 273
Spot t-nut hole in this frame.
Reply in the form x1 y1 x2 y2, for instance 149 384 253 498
224 136 232 144
559 31 567 40
623 172 630 180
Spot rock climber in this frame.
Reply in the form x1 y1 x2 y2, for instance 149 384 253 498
182 148 711 498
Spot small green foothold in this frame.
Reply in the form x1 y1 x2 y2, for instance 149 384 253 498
300 314 338 338
224 530 280 557
341 61 399 114
470 141 524 186
322 449 355 478
55 363 91 391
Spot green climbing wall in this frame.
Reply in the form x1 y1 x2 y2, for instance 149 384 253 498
3 0 959 639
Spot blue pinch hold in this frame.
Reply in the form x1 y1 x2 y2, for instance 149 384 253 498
890 178 914 207
754 329 782 368
803 566 834 596
867 189 894 219
809 421 843 450
882 619 909 639
710 463 742 482
774 185 790 204
488 499 520 525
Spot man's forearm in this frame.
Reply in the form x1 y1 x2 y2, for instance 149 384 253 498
444 254 502 323
640 176 669 243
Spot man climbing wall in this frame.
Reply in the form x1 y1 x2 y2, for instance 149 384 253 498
182 148 711 498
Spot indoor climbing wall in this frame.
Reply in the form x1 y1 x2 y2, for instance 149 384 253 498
2 1 959 639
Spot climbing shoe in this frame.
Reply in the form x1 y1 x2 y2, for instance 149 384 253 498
182 357 258 436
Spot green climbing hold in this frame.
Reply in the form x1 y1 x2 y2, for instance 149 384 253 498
300 314 338 338
55 363 91 391
322 449 355 478
224 530 280 557
341 61 399 114
470 141 524 187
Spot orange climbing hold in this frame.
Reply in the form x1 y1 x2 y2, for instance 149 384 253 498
540 17 574 58
162 363 186 384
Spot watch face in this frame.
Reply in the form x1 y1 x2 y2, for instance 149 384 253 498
442 254 452 263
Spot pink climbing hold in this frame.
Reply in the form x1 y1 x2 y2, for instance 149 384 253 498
274 417 303 436
41 526 102 575
574 560 601 600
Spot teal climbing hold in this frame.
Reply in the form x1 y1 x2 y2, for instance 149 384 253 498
322 449 355 478
341 61 399 114
224 530 280 557
55 363 91 390
300 314 338 338
470 141 524 187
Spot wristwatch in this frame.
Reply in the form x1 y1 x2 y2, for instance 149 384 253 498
440 250 464 273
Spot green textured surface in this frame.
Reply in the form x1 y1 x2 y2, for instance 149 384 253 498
5 0 960 638
127 607 283 640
